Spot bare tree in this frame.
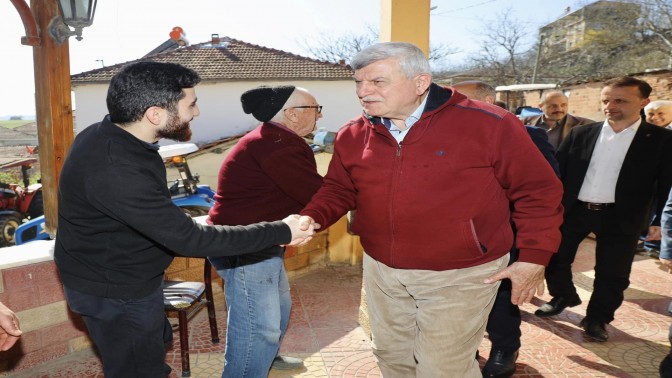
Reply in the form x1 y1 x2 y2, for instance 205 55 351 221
297 25 456 67
461 1 667 84
630 0 672 67
469 9 536 84
299 25 379 64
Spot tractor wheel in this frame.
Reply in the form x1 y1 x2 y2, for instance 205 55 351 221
180 206 210 218
28 191 44 219
0 214 22 246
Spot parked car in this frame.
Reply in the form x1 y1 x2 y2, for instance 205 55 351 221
514 106 543 119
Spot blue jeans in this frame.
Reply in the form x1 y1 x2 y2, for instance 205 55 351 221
209 246 291 378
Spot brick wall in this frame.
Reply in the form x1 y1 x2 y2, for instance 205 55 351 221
0 260 92 373
642 73 672 100
515 70 672 122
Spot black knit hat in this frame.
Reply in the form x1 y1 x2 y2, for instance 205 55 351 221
240 85 296 122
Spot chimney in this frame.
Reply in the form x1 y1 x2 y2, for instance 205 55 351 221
211 33 221 45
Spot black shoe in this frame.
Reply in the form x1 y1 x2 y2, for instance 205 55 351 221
660 352 672 378
534 296 581 317
579 318 608 342
482 349 518 378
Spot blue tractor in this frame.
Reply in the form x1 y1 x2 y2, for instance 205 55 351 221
14 143 215 245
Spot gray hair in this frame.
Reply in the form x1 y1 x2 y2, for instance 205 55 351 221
351 42 431 79
645 100 672 112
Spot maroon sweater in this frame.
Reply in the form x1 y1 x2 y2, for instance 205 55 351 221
209 122 323 226
301 84 564 270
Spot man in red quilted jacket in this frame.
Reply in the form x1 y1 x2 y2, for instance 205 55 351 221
299 42 564 377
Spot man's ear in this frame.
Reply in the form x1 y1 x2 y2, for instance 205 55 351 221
415 74 432 96
144 106 164 126
283 108 298 123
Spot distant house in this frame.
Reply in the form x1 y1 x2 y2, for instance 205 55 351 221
539 1 639 56
70 35 361 144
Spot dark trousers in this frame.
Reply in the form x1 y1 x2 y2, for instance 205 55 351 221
64 285 172 378
544 204 640 323
486 249 521 352
486 278 521 352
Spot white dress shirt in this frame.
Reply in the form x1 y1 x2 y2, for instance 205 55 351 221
577 119 641 203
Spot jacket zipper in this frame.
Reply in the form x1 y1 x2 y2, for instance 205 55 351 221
390 142 403 266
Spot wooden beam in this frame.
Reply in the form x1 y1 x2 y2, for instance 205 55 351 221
380 0 431 56
10 0 41 46
30 0 75 236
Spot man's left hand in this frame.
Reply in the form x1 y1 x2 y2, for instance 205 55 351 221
484 261 545 305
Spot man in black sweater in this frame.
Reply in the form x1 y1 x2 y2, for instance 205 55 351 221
54 62 314 378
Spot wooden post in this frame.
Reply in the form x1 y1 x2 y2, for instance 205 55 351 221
380 0 431 56
30 0 75 236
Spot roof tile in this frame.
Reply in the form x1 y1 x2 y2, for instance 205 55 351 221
71 37 353 83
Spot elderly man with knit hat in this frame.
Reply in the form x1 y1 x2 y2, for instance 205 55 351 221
207 85 323 377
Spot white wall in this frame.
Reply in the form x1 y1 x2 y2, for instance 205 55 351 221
72 84 109 130
72 80 362 145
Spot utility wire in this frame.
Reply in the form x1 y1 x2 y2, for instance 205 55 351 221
432 0 500 15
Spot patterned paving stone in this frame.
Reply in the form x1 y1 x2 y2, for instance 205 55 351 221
8 237 671 377
321 350 380 377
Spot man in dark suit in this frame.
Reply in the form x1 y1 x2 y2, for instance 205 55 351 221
534 76 672 342
522 90 594 149
454 81 560 377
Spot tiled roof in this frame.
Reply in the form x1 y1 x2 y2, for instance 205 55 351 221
71 37 353 83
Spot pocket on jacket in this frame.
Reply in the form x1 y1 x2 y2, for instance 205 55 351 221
456 219 488 260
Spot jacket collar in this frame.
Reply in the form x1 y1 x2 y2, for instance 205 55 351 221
99 115 160 153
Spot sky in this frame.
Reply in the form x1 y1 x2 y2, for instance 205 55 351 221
0 0 588 117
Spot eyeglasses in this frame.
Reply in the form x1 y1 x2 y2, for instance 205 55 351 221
286 105 323 114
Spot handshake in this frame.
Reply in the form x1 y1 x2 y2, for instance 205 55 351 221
282 215 321 246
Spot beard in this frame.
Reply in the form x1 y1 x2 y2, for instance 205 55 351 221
157 111 192 142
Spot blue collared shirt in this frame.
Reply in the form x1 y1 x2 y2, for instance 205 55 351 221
382 94 429 144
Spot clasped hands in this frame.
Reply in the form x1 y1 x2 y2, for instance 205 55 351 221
282 215 322 246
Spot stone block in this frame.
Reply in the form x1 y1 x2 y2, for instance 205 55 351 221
308 249 327 264
2 286 39 312
18 301 69 333
284 253 309 272
1 262 60 291
69 335 94 353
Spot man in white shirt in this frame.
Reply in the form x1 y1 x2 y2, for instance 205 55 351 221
534 76 672 342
